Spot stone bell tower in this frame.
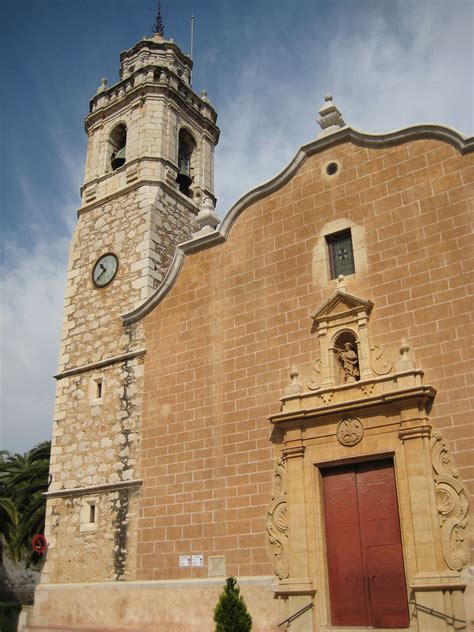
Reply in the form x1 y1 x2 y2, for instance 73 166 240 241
82 28 220 302
41 24 219 587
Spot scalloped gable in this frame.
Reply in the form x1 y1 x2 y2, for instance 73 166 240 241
310 289 373 323
122 122 473 326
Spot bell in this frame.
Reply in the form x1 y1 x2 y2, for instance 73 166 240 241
111 147 126 170
176 158 192 193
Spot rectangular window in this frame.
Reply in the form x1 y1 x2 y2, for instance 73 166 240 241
321 459 409 628
80 497 99 532
326 229 355 278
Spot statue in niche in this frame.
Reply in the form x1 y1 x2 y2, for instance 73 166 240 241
335 341 360 383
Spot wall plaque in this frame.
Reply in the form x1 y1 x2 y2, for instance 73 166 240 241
191 554 204 567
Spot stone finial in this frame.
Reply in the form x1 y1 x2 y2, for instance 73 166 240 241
285 366 301 396
153 0 165 37
336 274 347 292
97 78 108 94
396 338 414 371
400 338 410 358
200 90 209 103
193 196 220 237
317 94 345 138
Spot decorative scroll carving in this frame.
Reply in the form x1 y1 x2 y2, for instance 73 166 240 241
266 457 289 579
337 417 364 446
370 344 393 375
307 359 322 391
431 430 470 571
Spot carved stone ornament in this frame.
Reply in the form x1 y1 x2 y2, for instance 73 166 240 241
307 358 322 391
266 457 289 579
337 417 364 446
431 430 470 571
370 344 393 375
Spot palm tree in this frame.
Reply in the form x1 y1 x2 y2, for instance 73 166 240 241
0 441 51 565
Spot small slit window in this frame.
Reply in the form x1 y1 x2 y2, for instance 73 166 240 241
326 229 355 278
80 497 99 532
89 504 96 523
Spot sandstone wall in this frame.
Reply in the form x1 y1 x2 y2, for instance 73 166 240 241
139 137 473 580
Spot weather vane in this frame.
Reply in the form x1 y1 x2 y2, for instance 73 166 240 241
153 0 165 36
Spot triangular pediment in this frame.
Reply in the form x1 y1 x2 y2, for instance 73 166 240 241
311 289 373 322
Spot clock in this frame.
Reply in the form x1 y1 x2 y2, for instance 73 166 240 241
92 253 118 288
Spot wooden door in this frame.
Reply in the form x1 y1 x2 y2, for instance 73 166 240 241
322 459 409 628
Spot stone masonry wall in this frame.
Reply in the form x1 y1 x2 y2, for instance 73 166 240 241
139 137 473 580
47 175 197 583
43 487 140 584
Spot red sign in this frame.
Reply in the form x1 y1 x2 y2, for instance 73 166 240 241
31 534 48 554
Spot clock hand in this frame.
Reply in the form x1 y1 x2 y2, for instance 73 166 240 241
97 267 106 280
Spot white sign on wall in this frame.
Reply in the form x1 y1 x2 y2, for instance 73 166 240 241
179 555 191 567
191 554 204 567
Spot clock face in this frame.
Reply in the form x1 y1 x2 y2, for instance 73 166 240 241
92 253 118 288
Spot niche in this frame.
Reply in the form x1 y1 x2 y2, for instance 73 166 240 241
332 330 360 384
108 123 127 171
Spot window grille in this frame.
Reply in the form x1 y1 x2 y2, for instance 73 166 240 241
327 230 355 278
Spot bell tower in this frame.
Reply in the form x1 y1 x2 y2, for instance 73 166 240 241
42 25 219 586
82 29 219 301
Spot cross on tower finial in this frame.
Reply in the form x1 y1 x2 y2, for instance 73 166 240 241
153 0 165 36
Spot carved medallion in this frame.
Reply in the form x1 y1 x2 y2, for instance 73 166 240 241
337 417 364 446
266 457 289 579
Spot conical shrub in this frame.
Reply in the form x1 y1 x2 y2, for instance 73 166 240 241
214 576 252 632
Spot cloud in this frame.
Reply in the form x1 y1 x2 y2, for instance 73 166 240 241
214 0 472 215
0 236 69 452
1 142 80 452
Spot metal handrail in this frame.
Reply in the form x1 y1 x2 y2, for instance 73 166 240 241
410 600 466 626
278 602 314 627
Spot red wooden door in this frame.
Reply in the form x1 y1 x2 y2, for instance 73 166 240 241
322 459 409 628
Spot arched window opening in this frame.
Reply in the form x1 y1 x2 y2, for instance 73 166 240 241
332 330 360 384
109 123 127 171
176 128 196 197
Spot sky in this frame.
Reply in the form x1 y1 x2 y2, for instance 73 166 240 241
1 0 473 453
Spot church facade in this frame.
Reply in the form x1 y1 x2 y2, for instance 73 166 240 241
27 28 473 632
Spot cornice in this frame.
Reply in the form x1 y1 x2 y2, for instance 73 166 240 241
45 478 143 498
55 348 146 380
219 124 473 238
86 74 218 134
119 38 192 68
78 174 199 217
121 123 473 325
269 381 436 426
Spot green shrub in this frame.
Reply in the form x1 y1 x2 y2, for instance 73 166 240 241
214 576 252 632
